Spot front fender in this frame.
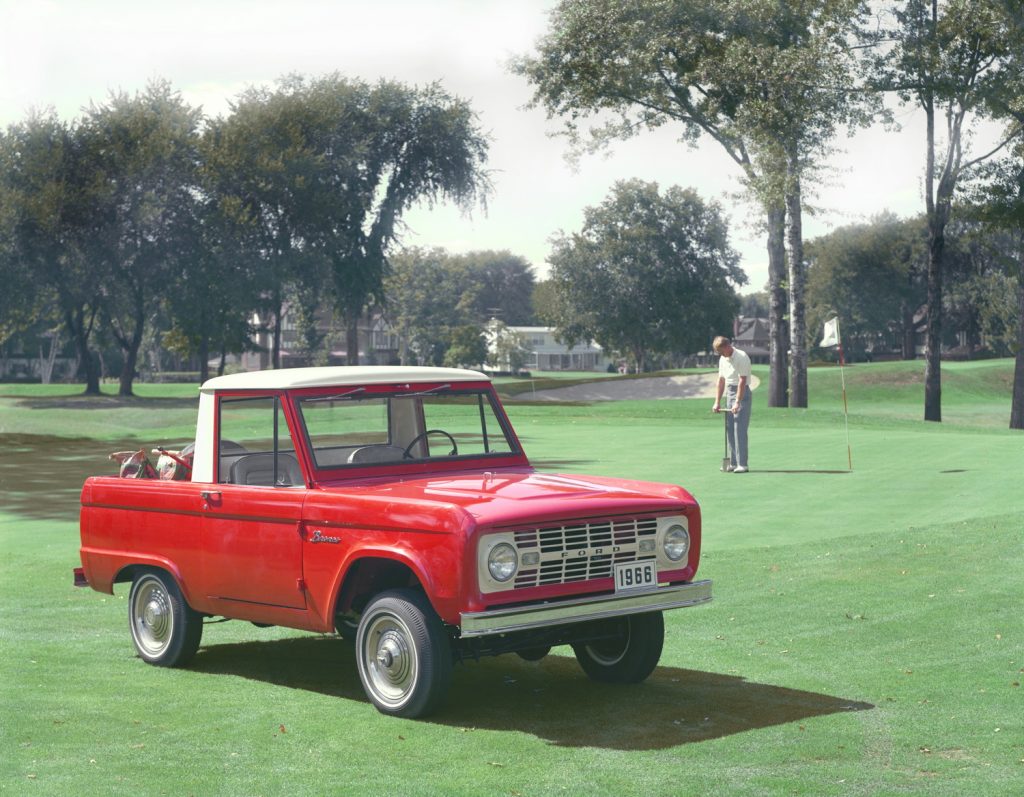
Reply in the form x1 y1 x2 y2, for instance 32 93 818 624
316 544 462 630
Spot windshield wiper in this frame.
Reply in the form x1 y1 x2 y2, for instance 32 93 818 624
305 387 366 402
395 383 452 398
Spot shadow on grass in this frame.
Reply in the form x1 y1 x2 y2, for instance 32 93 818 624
187 636 872 749
745 469 852 475
11 395 198 410
0 434 147 519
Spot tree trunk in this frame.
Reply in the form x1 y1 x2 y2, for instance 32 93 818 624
118 316 145 397
921 78 943 423
346 314 360 365
633 346 646 374
1011 252 1024 430
39 332 60 385
271 293 283 369
901 300 917 360
199 335 210 384
924 219 944 422
66 305 100 395
766 203 789 407
785 164 807 408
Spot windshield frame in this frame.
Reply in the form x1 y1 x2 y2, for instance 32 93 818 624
290 380 528 481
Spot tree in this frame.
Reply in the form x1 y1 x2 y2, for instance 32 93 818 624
974 0 1024 428
965 152 1024 426
383 248 465 365
80 81 204 395
532 279 559 326
161 197 260 383
0 112 104 393
486 320 531 372
875 0 1024 420
207 75 490 367
447 250 536 324
805 214 925 358
202 85 324 369
516 0 875 407
442 325 488 369
739 291 770 319
941 220 1020 356
384 247 537 366
546 180 744 371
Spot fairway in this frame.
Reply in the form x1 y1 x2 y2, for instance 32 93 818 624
1 361 1021 796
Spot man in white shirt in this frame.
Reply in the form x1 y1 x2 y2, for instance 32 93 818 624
711 335 752 473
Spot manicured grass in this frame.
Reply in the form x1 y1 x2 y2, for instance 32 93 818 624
1 360 1021 795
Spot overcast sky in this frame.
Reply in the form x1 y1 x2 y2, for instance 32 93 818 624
0 0 987 293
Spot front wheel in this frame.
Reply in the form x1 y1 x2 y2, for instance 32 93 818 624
128 570 202 667
355 589 452 718
572 612 664 684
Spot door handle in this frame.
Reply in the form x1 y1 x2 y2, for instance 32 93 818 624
200 490 222 508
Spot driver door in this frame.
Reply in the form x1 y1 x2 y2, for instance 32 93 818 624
200 394 307 610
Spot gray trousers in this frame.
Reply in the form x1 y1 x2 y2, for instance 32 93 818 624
726 385 752 468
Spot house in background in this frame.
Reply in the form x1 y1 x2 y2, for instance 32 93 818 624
238 309 613 374
241 308 401 371
732 316 770 364
507 326 611 372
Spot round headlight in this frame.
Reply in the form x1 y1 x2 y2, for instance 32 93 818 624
487 542 518 582
663 524 690 562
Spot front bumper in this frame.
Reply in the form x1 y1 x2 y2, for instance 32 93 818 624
459 579 712 638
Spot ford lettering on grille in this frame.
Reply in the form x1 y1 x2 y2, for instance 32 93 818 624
512 517 658 588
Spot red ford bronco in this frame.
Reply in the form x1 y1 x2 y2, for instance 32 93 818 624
76 366 711 717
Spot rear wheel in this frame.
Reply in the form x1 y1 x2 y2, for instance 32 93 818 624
355 589 452 718
128 570 202 667
572 612 664 683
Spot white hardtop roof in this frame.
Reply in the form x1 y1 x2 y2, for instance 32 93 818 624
199 365 489 394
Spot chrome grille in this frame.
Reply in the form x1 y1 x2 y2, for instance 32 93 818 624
512 517 657 589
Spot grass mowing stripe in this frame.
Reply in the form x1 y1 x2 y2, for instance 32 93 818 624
1 359 1021 795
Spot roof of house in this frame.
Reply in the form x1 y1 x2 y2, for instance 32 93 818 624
199 366 488 393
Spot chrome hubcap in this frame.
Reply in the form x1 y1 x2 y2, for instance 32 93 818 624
132 577 173 656
363 616 417 707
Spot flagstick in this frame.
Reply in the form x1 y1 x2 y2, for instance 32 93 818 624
836 320 853 471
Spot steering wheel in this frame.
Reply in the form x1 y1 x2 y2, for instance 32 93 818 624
402 429 458 459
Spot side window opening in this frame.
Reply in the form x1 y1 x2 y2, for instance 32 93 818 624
218 396 302 486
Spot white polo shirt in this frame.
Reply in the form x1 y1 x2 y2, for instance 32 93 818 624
719 347 752 387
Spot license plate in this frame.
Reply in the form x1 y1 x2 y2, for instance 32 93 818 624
614 559 657 593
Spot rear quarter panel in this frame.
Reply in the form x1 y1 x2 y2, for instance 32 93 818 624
79 476 206 604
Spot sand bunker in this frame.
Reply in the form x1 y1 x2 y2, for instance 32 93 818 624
523 373 760 402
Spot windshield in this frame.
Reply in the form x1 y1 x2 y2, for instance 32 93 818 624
296 387 519 470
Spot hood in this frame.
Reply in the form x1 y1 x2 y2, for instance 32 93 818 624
319 467 695 527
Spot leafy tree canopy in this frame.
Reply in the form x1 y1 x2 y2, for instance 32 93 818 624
546 179 745 371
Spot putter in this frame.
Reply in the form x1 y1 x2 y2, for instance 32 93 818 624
721 411 731 472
